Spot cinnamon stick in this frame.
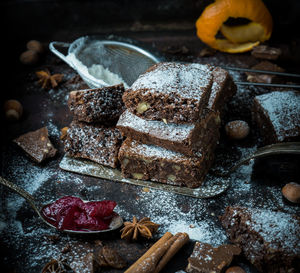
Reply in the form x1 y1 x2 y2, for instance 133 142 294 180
124 232 173 273
154 232 189 273
134 234 179 273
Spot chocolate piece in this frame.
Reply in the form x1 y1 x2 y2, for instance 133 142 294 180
208 66 236 114
118 139 215 188
251 45 282 60
186 241 241 273
68 84 125 123
252 90 300 144
94 246 127 269
13 127 57 163
220 206 300 273
246 61 284 84
64 121 123 168
117 110 220 157
123 62 214 124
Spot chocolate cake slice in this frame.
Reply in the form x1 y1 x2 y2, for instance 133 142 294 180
220 206 300 273
252 90 300 144
123 62 214 124
118 139 215 188
68 84 125 124
117 109 220 157
186 241 241 273
64 121 123 168
208 66 236 114
13 127 57 163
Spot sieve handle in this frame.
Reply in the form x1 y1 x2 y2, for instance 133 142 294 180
49 41 75 68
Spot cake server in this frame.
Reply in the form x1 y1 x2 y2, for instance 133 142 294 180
216 142 300 177
0 176 123 235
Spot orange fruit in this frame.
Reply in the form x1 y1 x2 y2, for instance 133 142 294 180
195 0 273 53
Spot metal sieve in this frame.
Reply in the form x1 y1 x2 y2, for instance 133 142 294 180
49 36 160 88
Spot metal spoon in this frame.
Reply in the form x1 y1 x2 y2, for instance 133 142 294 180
0 176 123 234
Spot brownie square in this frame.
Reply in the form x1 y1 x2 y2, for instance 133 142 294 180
186 241 241 273
118 139 215 188
117 109 220 157
64 121 123 168
252 90 300 144
13 127 57 163
123 62 214 124
220 206 300 273
68 84 125 124
208 67 236 114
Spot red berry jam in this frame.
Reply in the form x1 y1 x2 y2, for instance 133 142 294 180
41 196 117 231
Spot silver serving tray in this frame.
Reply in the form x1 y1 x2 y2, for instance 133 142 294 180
59 155 230 199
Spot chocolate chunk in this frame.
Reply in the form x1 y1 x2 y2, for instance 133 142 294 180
246 61 284 84
13 127 57 163
220 206 300 273
94 246 126 269
186 241 241 273
251 45 282 60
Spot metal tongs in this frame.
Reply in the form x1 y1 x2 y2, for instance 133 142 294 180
222 65 300 89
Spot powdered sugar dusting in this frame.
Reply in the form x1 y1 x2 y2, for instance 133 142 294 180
117 110 194 141
125 140 203 161
255 91 300 141
131 62 213 99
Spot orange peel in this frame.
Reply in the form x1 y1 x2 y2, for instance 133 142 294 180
195 0 273 53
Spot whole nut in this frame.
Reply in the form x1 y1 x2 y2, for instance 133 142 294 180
4 99 23 121
19 49 39 65
282 182 300 203
225 120 250 140
225 266 246 273
26 40 44 54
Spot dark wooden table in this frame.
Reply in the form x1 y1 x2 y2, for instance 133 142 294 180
1 29 300 273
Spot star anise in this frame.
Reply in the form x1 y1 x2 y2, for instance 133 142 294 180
36 69 64 89
41 258 73 273
120 216 159 241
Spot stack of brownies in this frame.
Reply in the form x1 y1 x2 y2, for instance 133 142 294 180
117 62 236 188
63 84 125 168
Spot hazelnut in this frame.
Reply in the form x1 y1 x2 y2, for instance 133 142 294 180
26 40 44 54
4 99 23 121
282 182 300 203
60 127 69 140
19 49 39 65
225 266 246 273
225 120 250 140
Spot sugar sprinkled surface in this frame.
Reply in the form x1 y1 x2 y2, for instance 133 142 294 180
117 110 194 142
122 139 203 161
131 62 213 99
255 91 300 141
